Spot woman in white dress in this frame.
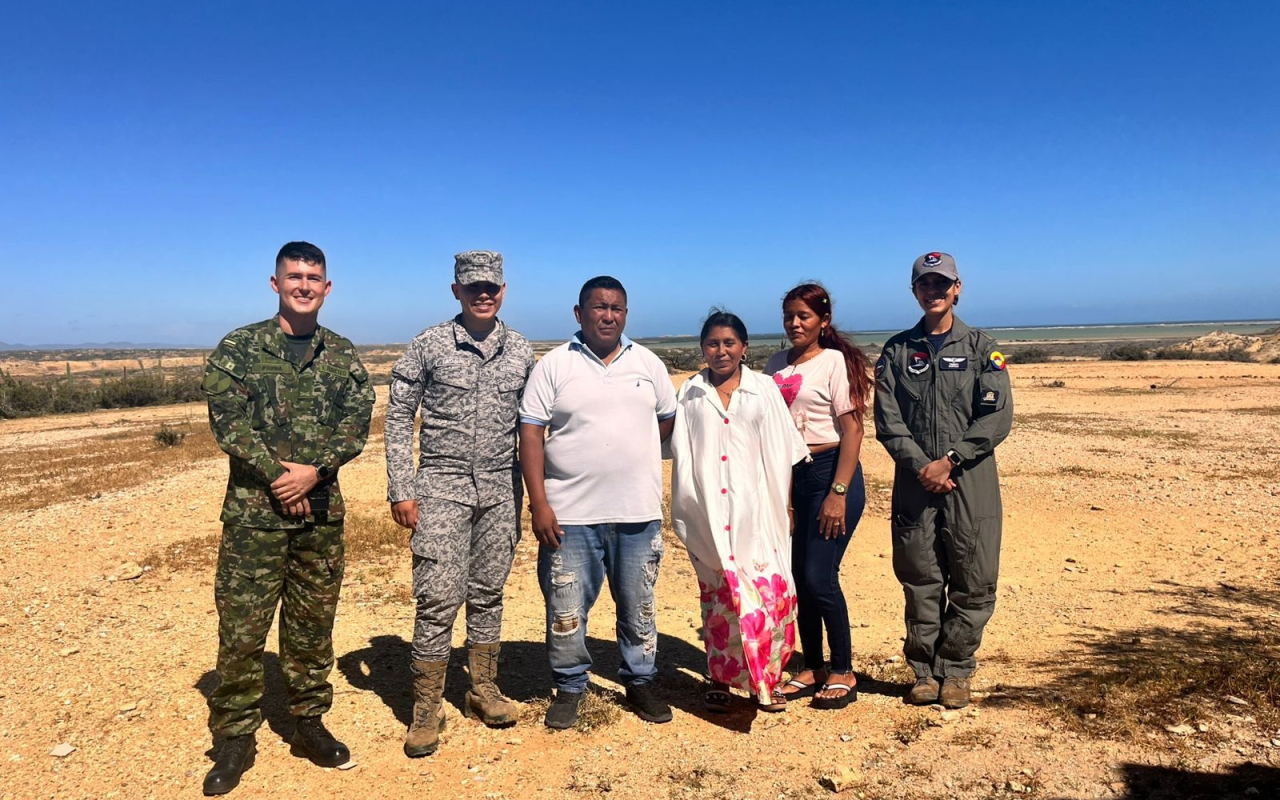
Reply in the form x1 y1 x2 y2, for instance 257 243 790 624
669 311 810 712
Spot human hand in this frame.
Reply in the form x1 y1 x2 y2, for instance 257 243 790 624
918 458 954 493
282 496 312 518
530 501 564 548
271 461 319 505
391 500 418 529
819 492 847 539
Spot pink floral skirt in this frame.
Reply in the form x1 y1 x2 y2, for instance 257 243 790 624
696 561 797 704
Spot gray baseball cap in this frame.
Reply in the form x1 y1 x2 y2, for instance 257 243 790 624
911 251 959 284
454 250 504 285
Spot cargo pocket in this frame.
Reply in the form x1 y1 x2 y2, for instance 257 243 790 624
890 516 933 587
425 363 475 421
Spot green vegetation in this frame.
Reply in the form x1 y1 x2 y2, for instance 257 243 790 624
1102 344 1149 361
1152 346 1254 362
0 366 204 418
1007 345 1052 364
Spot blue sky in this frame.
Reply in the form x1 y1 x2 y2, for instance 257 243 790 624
2 1 1277 345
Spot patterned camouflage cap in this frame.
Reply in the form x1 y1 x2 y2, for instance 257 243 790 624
454 251 504 286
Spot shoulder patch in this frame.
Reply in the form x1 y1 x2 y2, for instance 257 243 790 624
202 370 233 394
988 351 1006 371
875 354 887 378
208 353 246 381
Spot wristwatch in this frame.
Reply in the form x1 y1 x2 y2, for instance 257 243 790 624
313 464 332 482
832 482 848 495
945 449 963 467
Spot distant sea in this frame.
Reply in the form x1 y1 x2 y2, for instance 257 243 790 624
632 320 1280 349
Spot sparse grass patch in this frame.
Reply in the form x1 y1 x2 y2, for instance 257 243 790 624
950 725 997 748
1058 465 1105 478
1048 629 1280 740
142 532 220 574
343 510 405 562
0 420 221 513
1016 412 1199 444
1235 406 1280 417
522 684 623 733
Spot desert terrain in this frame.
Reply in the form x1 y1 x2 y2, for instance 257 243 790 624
1 359 1278 799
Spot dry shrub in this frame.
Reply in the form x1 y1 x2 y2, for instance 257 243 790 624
892 713 930 745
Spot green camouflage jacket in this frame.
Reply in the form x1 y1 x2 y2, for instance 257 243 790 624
203 316 375 529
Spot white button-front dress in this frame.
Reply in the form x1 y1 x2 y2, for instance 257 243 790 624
669 366 810 703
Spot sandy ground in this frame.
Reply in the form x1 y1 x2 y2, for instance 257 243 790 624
1 360 1279 800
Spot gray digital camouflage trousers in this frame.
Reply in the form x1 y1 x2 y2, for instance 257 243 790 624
208 521 344 738
411 494 521 662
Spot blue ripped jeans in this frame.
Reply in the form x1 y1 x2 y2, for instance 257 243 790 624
537 521 663 692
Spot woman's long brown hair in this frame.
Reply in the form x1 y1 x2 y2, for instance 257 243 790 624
782 283 873 423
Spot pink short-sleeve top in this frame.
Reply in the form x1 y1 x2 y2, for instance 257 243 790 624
763 348 853 445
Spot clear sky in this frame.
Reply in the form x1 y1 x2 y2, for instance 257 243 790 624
2 1 1278 345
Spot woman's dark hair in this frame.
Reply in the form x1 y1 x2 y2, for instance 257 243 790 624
782 283 873 422
699 308 748 345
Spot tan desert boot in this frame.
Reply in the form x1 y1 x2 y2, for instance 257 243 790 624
939 676 972 709
465 643 518 726
907 676 941 705
404 659 448 758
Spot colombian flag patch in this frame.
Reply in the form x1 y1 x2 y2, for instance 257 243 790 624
989 351 1006 371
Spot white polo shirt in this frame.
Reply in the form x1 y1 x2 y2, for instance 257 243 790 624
520 333 677 525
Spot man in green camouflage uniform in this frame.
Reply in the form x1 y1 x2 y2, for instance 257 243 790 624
201 241 375 796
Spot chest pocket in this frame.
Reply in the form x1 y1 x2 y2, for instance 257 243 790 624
312 357 352 422
426 362 476 420
492 367 526 426
938 355 976 408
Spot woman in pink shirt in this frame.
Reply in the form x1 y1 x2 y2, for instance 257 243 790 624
764 283 873 709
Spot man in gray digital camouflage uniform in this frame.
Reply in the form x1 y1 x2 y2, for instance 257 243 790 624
201 241 375 795
385 250 535 757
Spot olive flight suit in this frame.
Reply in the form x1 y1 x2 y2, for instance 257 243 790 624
203 316 375 738
874 316 1013 679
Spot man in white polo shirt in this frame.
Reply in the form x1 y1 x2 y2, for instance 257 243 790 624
518 275 677 729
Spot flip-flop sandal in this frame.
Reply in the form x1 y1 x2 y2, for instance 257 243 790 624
811 675 858 710
777 677 820 699
704 684 732 713
760 689 788 713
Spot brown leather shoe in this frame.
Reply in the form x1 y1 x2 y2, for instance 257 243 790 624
906 676 941 705
939 677 972 709
464 643 518 727
404 659 448 758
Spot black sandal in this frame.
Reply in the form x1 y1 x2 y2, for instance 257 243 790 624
811 673 858 710
704 682 732 713
777 671 824 699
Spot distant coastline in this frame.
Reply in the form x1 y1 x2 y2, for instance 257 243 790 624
630 319 1280 350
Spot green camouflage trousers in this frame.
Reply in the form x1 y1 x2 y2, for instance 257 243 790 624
208 521 345 738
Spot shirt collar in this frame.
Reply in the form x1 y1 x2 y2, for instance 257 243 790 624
570 332 633 365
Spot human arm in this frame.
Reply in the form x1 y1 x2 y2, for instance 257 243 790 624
947 341 1014 464
519 422 563 547
385 344 428 527
312 352 376 475
203 337 288 485
819 412 864 538
872 349 933 474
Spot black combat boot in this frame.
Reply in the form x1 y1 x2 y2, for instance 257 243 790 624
290 715 350 767
202 734 256 795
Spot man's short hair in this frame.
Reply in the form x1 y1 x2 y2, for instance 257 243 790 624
276 241 326 273
577 276 627 308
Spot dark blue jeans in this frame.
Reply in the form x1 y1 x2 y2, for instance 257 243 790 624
791 450 865 674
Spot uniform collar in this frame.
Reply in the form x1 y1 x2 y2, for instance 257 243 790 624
264 315 326 365
908 315 970 345
452 315 507 352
